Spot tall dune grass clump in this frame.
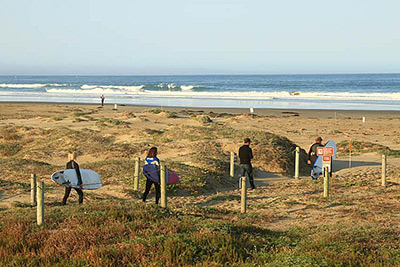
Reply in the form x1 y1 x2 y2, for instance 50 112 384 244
0 201 276 266
0 142 21 156
2 201 400 265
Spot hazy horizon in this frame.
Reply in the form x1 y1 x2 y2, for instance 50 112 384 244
1 0 400 75
1 72 400 77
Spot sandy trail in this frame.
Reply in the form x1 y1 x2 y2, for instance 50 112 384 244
2 103 400 231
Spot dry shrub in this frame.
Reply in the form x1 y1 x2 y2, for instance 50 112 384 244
0 126 21 141
0 142 21 156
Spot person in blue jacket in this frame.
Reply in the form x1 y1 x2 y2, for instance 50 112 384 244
142 147 161 204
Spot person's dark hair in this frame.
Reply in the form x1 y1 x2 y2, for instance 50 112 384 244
147 147 158 157
244 138 251 144
315 137 323 142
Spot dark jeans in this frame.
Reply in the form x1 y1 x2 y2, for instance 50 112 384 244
142 179 161 204
62 186 84 205
240 164 256 189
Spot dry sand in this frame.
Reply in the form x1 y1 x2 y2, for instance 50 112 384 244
1 102 400 231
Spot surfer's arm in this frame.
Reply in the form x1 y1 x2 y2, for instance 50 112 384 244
308 145 313 160
74 162 83 185
249 148 253 159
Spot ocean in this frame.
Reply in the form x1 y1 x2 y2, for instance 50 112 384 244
0 74 399 110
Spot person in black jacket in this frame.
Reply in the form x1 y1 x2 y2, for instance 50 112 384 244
62 152 84 205
101 95 105 106
238 138 256 190
307 137 324 166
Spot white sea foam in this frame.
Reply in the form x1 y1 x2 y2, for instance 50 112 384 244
180 85 195 91
81 84 144 91
139 90 400 101
167 84 176 89
43 88 400 101
46 88 130 95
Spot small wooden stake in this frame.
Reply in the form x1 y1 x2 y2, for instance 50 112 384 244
134 157 140 190
323 167 329 198
37 181 44 226
160 164 168 208
230 152 235 178
241 176 247 213
349 139 353 168
294 147 300 179
382 154 387 188
31 174 37 205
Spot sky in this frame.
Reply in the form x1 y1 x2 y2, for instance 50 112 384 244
1 0 399 75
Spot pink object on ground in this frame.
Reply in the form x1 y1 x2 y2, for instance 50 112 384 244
167 170 180 185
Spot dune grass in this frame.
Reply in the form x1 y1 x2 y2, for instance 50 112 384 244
1 200 400 266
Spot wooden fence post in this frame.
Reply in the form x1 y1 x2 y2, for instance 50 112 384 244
30 174 37 205
294 147 300 179
134 157 140 190
160 164 168 208
349 139 353 168
230 152 235 178
37 181 44 226
241 176 247 213
382 154 387 187
323 167 329 198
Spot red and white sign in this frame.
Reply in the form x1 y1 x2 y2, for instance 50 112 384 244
318 147 334 157
323 147 334 157
323 156 331 161
321 147 334 172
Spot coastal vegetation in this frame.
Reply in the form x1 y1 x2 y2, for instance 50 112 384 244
1 104 400 266
1 199 400 266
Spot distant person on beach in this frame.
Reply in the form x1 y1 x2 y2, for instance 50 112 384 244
142 147 161 204
101 94 105 106
307 137 324 166
238 138 256 190
62 152 84 205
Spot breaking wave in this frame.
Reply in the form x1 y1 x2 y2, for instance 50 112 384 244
81 85 144 91
43 88 400 101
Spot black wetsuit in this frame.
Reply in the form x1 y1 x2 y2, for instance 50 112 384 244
142 157 161 204
308 143 324 166
238 144 256 189
62 160 84 205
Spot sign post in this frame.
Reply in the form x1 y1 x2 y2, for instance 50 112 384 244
349 140 352 168
317 147 334 178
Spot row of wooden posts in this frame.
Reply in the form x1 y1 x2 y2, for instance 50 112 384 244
229 149 390 203
29 151 389 225
132 157 168 208
132 156 248 213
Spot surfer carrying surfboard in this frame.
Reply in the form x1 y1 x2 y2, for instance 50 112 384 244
307 137 325 180
238 138 256 190
142 147 161 204
62 152 84 205
307 137 324 166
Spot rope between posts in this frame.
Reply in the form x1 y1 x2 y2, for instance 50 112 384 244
0 187 36 201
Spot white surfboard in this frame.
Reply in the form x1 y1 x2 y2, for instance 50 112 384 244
51 169 102 190
311 140 337 179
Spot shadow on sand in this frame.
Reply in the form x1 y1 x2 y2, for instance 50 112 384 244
333 160 380 171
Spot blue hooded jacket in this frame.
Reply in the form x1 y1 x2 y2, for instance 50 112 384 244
142 157 160 183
